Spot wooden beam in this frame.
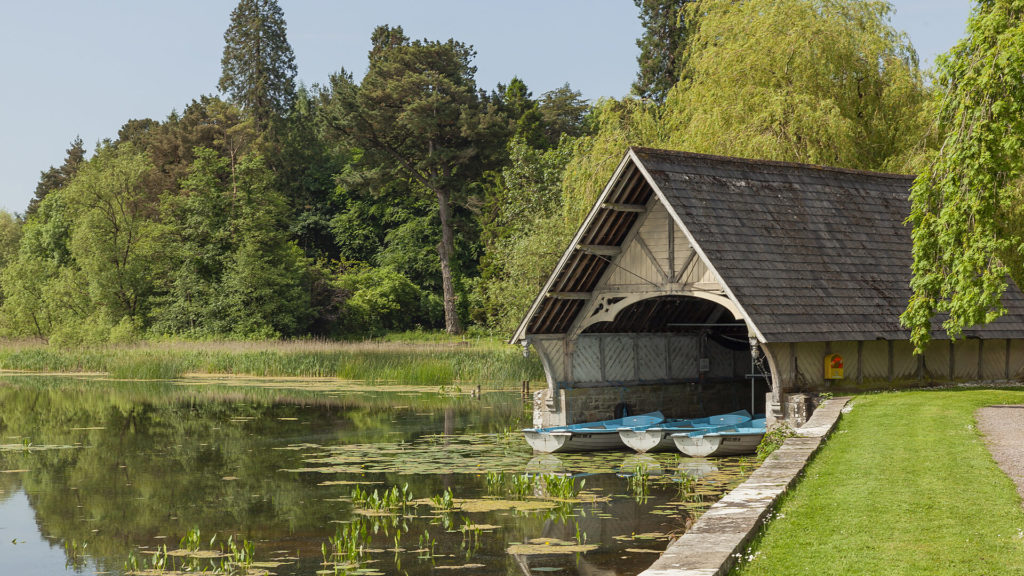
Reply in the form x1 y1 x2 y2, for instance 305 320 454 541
675 251 698 283
636 234 670 283
601 202 646 213
577 244 621 257
546 292 591 300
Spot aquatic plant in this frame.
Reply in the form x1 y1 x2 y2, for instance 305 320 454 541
416 528 436 560
351 483 414 511
543 473 583 500
0 337 544 386
222 535 256 573
509 473 538 499
151 544 169 572
179 527 204 553
574 520 589 546
429 487 455 511
628 464 651 503
323 521 371 573
484 471 504 495
63 539 88 570
459 516 483 557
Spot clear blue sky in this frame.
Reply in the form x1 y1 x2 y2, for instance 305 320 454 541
0 1 973 214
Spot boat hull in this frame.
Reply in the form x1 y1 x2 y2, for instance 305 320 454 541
523 411 664 453
618 429 674 453
673 431 764 457
523 429 626 453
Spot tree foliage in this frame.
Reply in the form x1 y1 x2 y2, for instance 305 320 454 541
324 26 500 334
632 0 690 103
902 0 1024 350
662 0 929 171
6 0 948 344
26 137 86 218
219 0 298 127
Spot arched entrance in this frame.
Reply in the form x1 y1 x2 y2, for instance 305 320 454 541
535 295 769 421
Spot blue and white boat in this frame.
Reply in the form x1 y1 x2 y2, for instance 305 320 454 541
672 418 767 457
522 412 664 453
617 410 753 454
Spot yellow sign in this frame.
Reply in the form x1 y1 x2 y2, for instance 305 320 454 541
824 353 844 380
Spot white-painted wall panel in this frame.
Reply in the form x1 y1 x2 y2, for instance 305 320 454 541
796 342 826 387
604 335 635 381
606 240 660 286
1011 340 1024 379
892 341 919 379
924 342 950 379
861 340 889 380
638 204 670 275
573 337 602 382
954 339 980 380
673 227 692 280
670 334 699 380
982 339 1008 380
637 336 668 380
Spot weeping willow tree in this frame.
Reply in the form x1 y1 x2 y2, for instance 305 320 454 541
560 0 932 218
661 0 931 171
490 0 935 333
902 0 1024 351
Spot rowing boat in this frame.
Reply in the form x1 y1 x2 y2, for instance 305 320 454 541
522 412 664 453
616 410 753 453
672 418 767 457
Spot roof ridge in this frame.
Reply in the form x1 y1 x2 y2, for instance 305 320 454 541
629 146 916 181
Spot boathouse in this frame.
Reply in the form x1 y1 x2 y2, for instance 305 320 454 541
511 148 1024 427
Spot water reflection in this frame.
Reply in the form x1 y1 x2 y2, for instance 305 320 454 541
0 376 754 575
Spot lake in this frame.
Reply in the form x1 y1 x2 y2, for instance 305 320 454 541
0 375 755 575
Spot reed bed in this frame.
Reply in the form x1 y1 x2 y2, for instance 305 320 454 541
0 336 543 387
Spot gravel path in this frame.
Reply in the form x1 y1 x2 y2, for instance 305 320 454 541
977 405 1024 502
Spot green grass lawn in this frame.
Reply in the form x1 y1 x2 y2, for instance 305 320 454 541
732 388 1024 576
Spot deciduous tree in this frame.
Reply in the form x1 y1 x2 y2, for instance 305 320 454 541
663 0 928 171
902 0 1024 350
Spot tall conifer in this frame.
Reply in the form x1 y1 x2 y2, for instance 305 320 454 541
632 0 689 103
218 0 298 128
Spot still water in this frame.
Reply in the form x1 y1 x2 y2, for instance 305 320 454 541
0 375 755 575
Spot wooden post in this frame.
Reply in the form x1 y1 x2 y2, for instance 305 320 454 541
978 339 984 380
1007 340 1012 380
887 340 894 382
856 341 863 386
949 340 955 380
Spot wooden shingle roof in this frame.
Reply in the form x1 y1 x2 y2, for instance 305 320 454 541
631 147 1024 342
512 147 1024 343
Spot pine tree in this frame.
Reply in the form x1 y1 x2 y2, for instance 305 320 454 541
631 0 690 104
218 0 298 128
325 28 500 334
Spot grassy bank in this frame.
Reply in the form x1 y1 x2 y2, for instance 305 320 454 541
0 334 544 386
732 388 1024 575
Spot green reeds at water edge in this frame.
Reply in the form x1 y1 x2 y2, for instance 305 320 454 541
0 336 543 386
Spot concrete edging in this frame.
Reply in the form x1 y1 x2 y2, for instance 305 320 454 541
639 396 852 576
